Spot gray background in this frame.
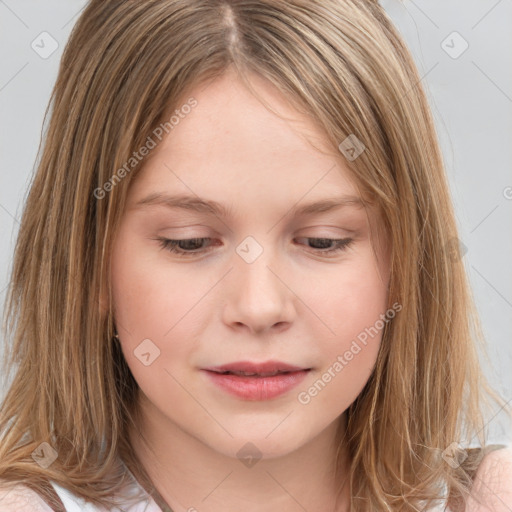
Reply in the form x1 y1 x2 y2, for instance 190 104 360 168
1 1 511 444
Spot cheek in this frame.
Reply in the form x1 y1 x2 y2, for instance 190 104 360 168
300 247 389 345
111 225 201 335
296 250 388 408
110 233 203 380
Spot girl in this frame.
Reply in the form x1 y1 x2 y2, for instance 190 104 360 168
1 0 511 510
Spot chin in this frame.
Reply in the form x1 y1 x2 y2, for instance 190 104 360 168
199 424 315 462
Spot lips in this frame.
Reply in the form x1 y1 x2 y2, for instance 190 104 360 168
202 360 312 400
203 360 310 376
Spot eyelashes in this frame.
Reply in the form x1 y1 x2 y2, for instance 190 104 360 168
154 236 354 258
156 237 217 256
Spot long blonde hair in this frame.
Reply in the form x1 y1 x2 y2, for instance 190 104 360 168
0 0 507 510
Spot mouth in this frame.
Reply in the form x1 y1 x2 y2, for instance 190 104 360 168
201 361 312 400
210 369 302 377
203 360 311 375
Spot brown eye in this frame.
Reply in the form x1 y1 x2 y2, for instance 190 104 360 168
156 237 215 256
295 237 354 255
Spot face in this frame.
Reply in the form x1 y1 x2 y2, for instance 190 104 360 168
108 68 391 460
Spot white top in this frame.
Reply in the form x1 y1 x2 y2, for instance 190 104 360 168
48 474 162 512
0 463 163 512
0 473 447 512
1 447 511 511
0 479 450 512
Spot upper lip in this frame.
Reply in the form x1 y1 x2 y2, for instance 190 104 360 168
203 360 310 375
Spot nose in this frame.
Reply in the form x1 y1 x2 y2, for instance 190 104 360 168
221 243 295 335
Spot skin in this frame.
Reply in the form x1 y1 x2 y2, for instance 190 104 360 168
108 67 391 512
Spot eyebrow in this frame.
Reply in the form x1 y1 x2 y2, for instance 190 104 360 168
133 192 365 217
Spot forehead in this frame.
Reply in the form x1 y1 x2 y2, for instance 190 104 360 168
130 70 365 197
124 69 386 235
138 69 345 178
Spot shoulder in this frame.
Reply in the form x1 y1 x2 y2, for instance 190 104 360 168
0 480 53 512
465 446 512 511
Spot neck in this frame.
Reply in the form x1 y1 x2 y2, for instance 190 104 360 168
129 396 351 512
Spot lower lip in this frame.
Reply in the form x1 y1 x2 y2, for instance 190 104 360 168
202 370 310 401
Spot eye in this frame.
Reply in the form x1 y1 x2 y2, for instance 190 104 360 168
155 237 215 257
295 237 354 256
154 236 354 258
